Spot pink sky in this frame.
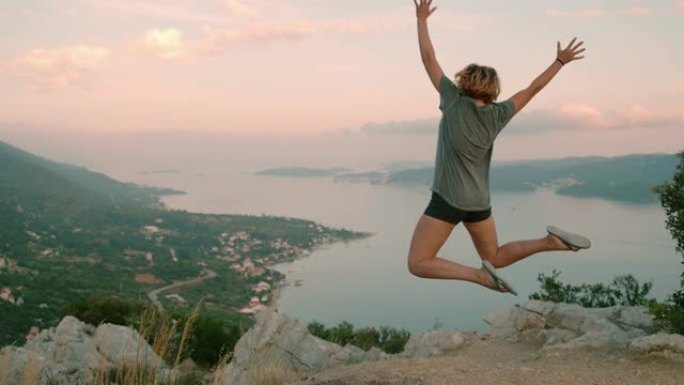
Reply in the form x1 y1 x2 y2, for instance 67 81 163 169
1 0 683 171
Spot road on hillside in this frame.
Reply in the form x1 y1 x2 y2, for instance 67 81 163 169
147 268 217 312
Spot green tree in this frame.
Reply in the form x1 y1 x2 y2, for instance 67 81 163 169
61 296 149 326
652 151 684 333
188 316 242 368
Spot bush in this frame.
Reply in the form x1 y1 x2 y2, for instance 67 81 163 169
529 270 653 308
652 151 684 334
61 296 150 326
307 321 410 354
187 316 242 368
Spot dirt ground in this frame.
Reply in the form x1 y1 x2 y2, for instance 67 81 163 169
291 337 684 385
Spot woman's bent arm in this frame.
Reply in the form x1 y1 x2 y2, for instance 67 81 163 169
414 0 444 92
510 38 586 112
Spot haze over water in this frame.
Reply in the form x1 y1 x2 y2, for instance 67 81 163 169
127 168 680 332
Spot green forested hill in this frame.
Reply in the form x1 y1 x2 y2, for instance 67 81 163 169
0 140 365 345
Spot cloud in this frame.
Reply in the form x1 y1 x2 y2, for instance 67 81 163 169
622 7 657 16
549 3 684 18
196 8 488 54
222 0 260 18
547 8 604 18
88 0 230 24
358 104 684 137
10 45 110 90
127 28 190 60
200 21 317 52
507 103 684 134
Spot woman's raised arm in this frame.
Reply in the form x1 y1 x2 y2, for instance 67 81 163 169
414 0 444 92
509 38 586 113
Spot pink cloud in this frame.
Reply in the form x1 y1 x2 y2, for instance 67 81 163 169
550 3 684 18
547 8 604 18
199 22 317 53
197 9 488 54
509 103 684 134
10 45 110 90
221 0 261 18
623 7 657 16
364 103 684 137
126 28 190 60
88 0 230 24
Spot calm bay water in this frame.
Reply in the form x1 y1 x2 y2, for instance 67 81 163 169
130 170 680 333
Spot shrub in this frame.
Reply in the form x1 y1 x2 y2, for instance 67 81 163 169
61 296 150 326
187 316 242 368
651 151 684 334
529 270 653 308
307 321 410 354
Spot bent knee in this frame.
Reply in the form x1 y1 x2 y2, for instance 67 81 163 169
407 257 428 278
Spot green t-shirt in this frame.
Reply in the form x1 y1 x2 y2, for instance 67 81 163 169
431 75 516 211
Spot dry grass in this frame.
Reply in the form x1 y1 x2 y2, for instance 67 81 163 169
246 351 299 385
0 348 12 385
248 362 299 385
20 350 39 385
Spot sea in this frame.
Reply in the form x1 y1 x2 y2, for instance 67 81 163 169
126 169 680 333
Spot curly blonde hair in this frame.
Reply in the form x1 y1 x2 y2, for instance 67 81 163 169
455 64 501 104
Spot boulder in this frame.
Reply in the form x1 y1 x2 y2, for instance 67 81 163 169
0 316 167 385
484 300 655 350
402 330 469 358
93 322 164 368
220 308 388 385
629 333 684 359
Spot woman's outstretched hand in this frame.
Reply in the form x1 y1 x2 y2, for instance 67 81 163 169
414 0 436 20
556 38 586 65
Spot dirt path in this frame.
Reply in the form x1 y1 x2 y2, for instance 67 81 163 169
147 268 217 312
293 337 683 385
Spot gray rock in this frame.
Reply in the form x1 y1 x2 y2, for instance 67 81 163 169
486 301 654 351
221 308 395 385
364 347 388 362
93 323 164 368
402 330 468 358
629 333 684 359
0 316 167 385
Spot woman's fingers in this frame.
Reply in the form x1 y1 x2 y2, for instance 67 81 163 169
565 37 577 50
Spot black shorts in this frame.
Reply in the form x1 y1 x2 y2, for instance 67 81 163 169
423 192 491 225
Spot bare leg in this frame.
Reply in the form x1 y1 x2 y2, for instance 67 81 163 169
464 216 571 269
407 215 498 290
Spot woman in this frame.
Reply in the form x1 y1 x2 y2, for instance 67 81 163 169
408 0 591 294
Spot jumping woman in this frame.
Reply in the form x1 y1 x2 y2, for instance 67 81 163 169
407 0 592 294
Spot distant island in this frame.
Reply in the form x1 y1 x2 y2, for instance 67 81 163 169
255 167 353 177
334 154 677 204
255 155 679 204
0 140 369 346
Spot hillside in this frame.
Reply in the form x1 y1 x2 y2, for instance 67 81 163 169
0 140 367 345
331 154 679 204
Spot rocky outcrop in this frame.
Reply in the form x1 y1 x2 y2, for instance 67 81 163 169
219 308 388 385
484 300 655 349
401 330 470 358
629 333 684 360
0 316 168 385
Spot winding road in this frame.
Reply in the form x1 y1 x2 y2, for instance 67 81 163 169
147 268 218 312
